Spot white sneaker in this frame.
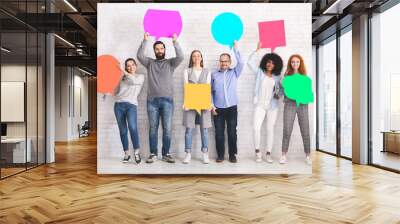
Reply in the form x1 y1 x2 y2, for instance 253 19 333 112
202 151 210 164
255 152 262 163
266 154 273 163
183 152 191 164
279 155 287 164
305 156 312 165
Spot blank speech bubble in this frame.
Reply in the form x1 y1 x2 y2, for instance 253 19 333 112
258 20 286 52
211 12 243 49
143 9 183 40
97 55 122 94
184 84 212 114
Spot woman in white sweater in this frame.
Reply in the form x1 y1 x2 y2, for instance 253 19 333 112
247 42 284 163
114 58 145 164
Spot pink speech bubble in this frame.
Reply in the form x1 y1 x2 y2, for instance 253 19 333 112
258 20 286 52
143 9 182 40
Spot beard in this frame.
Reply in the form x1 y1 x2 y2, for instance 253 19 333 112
155 52 165 60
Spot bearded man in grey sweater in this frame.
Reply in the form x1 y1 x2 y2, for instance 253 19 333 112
137 32 184 163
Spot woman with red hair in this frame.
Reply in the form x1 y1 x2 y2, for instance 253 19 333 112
280 54 313 165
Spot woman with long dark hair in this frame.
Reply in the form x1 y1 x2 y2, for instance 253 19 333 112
114 58 145 164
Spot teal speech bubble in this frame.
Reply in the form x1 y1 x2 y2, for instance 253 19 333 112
211 12 243 48
282 73 314 107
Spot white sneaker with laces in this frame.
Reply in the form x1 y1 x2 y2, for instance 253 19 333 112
279 155 287 164
202 151 210 164
255 152 262 163
183 152 191 164
305 156 312 165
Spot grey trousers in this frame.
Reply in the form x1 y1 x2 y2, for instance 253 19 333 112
282 99 310 154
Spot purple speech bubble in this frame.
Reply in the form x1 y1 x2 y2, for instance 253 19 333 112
143 9 183 40
258 20 286 52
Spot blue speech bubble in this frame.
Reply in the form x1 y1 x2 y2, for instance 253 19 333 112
211 12 243 48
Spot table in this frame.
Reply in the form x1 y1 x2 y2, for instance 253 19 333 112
381 131 400 154
1 138 31 163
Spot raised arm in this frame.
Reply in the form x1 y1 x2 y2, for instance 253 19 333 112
232 41 244 77
136 33 151 68
169 34 184 68
247 42 262 74
113 73 125 96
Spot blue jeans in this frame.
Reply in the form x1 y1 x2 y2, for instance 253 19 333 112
185 128 208 153
114 102 140 151
147 97 174 156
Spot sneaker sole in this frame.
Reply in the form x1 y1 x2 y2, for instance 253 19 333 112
162 159 175 163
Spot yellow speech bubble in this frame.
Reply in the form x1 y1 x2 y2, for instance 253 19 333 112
184 84 212 114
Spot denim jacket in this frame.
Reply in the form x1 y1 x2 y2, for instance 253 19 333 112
247 51 283 110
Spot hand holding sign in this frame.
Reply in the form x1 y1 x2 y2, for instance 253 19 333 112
282 74 314 107
143 9 182 40
97 55 122 94
184 84 212 114
258 20 286 52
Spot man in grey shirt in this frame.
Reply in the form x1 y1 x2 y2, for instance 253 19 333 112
137 32 184 163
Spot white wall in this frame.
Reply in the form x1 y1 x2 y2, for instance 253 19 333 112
98 3 313 160
55 67 89 141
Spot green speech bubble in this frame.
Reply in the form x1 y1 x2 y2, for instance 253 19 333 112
282 73 314 107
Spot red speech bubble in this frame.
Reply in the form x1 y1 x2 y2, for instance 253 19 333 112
258 20 286 52
97 55 122 94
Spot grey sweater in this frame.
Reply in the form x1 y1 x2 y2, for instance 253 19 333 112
136 40 184 99
114 74 145 106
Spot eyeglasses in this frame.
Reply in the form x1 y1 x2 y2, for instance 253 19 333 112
219 60 230 63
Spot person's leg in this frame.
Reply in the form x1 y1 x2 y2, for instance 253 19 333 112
184 128 193 153
297 104 311 156
213 108 225 161
226 106 238 162
281 101 297 164
253 106 266 151
200 127 209 152
114 103 130 162
265 108 279 163
126 104 140 150
199 119 210 163
265 108 279 153
160 98 174 162
147 98 160 156
183 127 192 164
114 103 129 152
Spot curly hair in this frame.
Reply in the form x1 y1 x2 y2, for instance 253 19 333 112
259 53 283 76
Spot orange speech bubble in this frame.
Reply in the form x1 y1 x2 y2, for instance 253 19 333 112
97 55 122 94
184 84 212 114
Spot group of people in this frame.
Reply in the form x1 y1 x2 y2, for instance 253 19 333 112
113 32 312 166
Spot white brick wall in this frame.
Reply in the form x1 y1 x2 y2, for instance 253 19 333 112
97 3 314 160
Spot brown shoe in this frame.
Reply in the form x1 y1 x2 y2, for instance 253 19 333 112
216 157 224 163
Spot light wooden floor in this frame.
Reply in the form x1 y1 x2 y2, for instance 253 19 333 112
1 136 400 224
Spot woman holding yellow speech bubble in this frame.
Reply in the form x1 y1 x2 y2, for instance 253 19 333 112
182 50 212 164
280 54 313 165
